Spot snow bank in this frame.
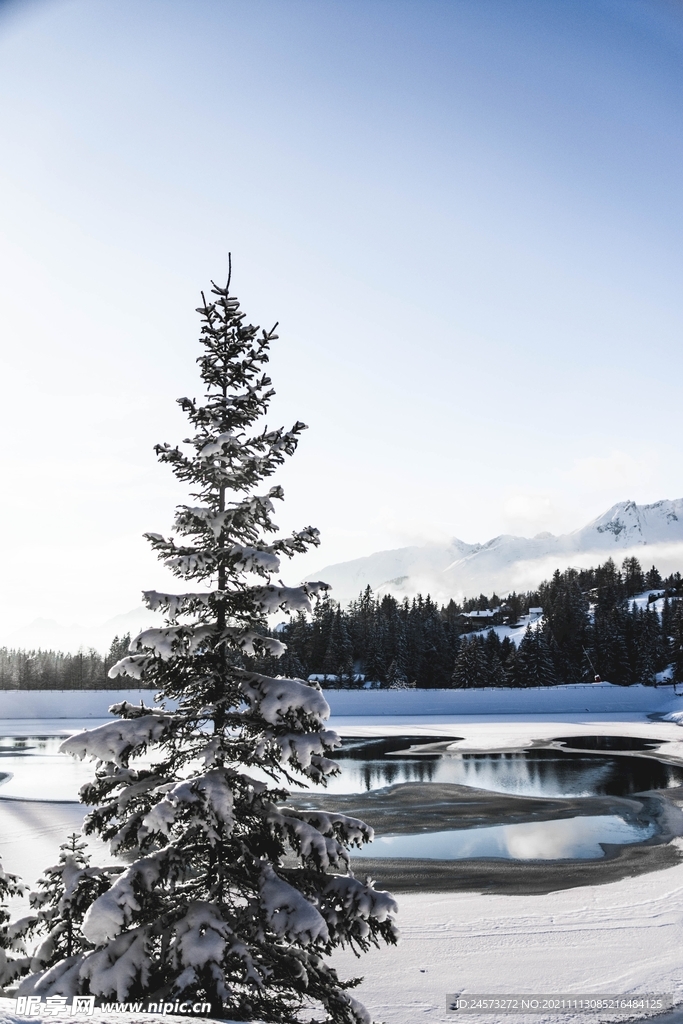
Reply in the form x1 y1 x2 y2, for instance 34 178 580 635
323 683 683 717
1 684 680 720
0 690 159 720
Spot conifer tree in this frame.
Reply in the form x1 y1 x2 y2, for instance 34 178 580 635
0 856 28 987
452 636 489 688
645 565 663 590
13 835 120 978
19 270 397 1021
672 604 683 685
636 606 666 685
483 630 507 687
622 557 644 597
322 609 355 685
510 627 556 688
364 624 387 687
591 605 631 685
385 617 409 689
539 569 588 682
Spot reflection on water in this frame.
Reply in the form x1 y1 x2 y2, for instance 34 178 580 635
319 737 683 797
3 733 682 805
352 814 656 861
325 736 450 794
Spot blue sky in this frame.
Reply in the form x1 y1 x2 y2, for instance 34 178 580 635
0 0 682 629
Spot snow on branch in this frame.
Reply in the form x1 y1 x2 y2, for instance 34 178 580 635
323 874 399 926
141 770 235 841
239 672 330 727
197 431 239 459
228 543 280 574
61 714 174 767
17 953 85 999
235 629 286 658
129 627 183 660
294 809 373 847
260 730 339 781
266 808 349 871
126 624 218 661
81 929 152 1002
270 526 321 557
251 579 330 615
259 865 328 945
81 851 174 946
172 903 230 975
142 590 213 618
271 730 340 771
164 551 215 575
107 655 155 680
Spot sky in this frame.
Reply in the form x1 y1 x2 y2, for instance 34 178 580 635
0 0 682 633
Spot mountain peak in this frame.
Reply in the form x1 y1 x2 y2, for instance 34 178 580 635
309 498 683 604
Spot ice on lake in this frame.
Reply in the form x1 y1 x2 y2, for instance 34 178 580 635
0 735 98 800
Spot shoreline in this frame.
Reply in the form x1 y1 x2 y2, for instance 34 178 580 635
290 781 683 895
349 840 683 895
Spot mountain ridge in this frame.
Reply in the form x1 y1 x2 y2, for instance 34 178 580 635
308 499 683 605
5 499 682 651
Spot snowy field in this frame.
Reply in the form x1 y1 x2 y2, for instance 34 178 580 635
3 696 683 1023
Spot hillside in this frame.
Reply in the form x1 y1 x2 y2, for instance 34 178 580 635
308 499 683 604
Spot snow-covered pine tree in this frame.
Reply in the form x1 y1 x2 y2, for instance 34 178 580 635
0 854 27 988
451 635 489 689
13 834 121 978
18 269 398 1022
672 603 683 685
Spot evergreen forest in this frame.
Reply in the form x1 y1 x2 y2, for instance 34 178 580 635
257 557 683 689
0 635 138 690
2 558 682 690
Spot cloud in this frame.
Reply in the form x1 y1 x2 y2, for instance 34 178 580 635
567 450 659 490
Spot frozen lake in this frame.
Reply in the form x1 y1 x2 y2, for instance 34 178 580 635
0 727 675 876
0 734 98 800
3 731 681 802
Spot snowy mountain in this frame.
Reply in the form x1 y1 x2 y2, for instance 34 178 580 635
308 499 683 605
6 500 682 651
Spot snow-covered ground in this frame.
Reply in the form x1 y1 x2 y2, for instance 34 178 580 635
3 706 683 1023
324 712 683 1024
330 863 683 1024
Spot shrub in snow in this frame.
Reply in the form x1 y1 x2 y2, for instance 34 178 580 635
18 266 397 1021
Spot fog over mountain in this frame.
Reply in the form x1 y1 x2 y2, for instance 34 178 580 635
308 499 683 606
4 606 163 657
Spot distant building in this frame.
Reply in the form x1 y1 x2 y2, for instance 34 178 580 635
457 608 504 630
